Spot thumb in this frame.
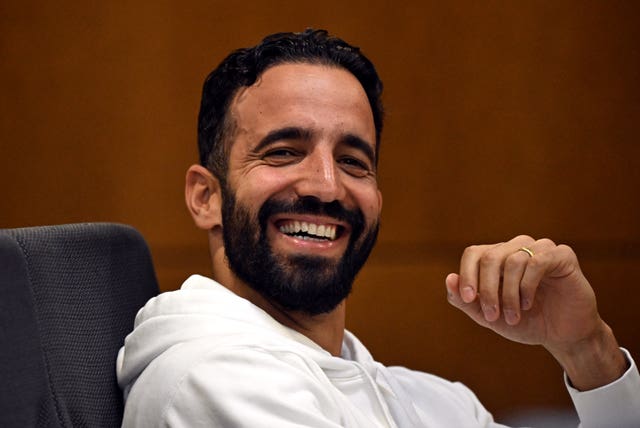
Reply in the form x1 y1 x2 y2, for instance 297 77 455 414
445 272 487 325
445 273 465 307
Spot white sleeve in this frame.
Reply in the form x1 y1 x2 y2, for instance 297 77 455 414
567 348 640 428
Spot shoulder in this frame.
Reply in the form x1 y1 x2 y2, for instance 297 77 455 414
122 338 344 427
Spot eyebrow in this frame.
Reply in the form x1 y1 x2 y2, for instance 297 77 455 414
253 127 313 153
253 126 376 166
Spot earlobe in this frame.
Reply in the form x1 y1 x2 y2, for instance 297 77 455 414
185 164 223 230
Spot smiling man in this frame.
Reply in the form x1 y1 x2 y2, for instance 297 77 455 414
210 62 381 341
116 30 640 427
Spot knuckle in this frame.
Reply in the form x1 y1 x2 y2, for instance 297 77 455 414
527 255 543 269
536 237 556 247
515 234 535 243
501 294 517 309
520 277 534 291
557 243 575 255
504 253 521 269
501 282 519 300
557 244 578 262
462 245 479 257
479 250 501 267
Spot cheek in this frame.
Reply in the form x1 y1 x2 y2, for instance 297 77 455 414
353 188 382 224
233 169 294 202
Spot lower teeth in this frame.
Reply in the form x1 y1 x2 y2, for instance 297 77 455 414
288 234 327 241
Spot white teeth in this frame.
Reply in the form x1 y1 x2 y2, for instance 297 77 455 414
328 227 336 240
308 223 317 235
279 221 338 240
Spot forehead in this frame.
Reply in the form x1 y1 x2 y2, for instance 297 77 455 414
228 63 376 146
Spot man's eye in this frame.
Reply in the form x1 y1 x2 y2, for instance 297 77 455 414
262 148 301 165
265 149 297 157
339 157 371 176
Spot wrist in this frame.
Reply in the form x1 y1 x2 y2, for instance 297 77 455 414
547 320 628 391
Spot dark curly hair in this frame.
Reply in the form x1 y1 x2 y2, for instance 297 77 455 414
197 29 384 184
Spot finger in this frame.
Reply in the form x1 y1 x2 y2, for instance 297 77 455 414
477 235 534 322
445 273 487 326
501 250 528 325
458 244 494 304
477 245 504 322
445 273 461 303
519 241 565 308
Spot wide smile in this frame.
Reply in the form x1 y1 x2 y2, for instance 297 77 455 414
269 215 350 253
276 219 342 241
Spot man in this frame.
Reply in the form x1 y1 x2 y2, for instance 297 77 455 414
117 29 640 427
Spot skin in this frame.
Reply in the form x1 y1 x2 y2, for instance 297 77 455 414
186 63 382 356
446 235 627 390
186 63 627 390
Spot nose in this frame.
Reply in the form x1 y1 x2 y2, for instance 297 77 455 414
293 149 345 203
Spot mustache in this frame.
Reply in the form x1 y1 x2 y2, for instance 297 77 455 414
258 196 365 232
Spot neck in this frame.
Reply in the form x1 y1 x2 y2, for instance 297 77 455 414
260 295 346 356
210 242 346 356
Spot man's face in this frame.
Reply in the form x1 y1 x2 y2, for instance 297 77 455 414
220 63 382 315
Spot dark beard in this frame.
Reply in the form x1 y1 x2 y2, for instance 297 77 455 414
220 186 379 315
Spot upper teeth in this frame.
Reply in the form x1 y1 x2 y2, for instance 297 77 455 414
279 221 337 240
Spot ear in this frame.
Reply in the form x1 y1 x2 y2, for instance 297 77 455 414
376 188 383 215
185 164 223 230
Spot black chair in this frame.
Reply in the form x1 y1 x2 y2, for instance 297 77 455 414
0 223 159 427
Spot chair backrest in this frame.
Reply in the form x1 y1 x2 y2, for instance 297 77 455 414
0 223 159 428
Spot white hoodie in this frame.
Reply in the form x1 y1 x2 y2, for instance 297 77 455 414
117 275 640 428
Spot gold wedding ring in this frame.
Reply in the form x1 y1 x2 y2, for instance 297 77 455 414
518 246 534 257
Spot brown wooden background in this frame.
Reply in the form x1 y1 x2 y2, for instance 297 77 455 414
2 1 639 422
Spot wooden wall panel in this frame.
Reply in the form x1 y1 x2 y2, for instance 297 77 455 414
2 0 639 421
